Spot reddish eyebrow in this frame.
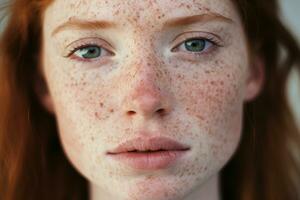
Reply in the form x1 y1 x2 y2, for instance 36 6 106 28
51 19 117 36
163 13 234 27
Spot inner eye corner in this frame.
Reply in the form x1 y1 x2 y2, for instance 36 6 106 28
110 51 116 56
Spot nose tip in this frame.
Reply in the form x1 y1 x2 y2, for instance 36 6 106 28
126 94 168 118
123 75 172 119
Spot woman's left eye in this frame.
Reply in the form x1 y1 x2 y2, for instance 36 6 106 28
176 38 215 53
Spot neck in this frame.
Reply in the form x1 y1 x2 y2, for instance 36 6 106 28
90 173 220 200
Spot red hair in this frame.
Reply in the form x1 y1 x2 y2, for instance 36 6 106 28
0 0 300 199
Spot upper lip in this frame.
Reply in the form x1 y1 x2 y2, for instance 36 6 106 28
107 136 190 154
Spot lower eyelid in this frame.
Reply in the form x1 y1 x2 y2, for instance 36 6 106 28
172 44 221 61
69 54 111 64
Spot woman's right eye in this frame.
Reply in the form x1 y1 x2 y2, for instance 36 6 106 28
67 44 113 61
74 45 102 59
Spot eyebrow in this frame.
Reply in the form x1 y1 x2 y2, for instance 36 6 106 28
164 13 234 27
51 12 234 37
51 19 117 36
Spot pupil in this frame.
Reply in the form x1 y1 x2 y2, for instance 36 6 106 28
88 49 95 54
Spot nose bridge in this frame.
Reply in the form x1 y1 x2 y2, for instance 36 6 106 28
121 49 172 120
130 60 162 107
130 53 163 87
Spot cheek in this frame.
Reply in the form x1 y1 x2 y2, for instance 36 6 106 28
173 64 245 160
45 67 114 172
50 68 114 123
183 72 242 129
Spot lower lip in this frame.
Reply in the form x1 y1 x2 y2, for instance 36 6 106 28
107 150 189 170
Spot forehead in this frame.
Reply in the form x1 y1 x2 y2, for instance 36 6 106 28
44 0 241 29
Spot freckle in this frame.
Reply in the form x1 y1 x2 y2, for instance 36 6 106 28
110 108 114 113
100 102 104 107
91 136 94 141
113 10 120 15
210 81 215 85
176 74 184 79
196 114 204 121
205 70 210 74
216 88 223 93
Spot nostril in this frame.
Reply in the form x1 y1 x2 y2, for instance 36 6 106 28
157 108 166 116
126 108 167 117
127 111 136 116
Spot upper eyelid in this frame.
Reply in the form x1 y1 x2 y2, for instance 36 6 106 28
63 37 114 57
65 37 112 48
170 31 224 47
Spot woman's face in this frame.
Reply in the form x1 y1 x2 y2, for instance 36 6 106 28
40 0 263 199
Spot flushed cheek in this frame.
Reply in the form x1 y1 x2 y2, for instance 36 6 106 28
177 68 243 126
174 68 244 157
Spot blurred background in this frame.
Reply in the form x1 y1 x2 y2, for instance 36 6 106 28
280 0 300 128
0 0 299 127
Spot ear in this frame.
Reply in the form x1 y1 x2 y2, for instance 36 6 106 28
244 55 265 102
34 69 55 114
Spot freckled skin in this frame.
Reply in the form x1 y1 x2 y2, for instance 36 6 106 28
41 0 257 200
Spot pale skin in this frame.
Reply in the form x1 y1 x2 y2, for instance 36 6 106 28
37 0 264 199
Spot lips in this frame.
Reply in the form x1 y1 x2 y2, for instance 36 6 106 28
107 136 190 154
106 136 190 170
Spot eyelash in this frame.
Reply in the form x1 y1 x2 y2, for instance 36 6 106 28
67 43 95 56
65 35 222 61
65 42 113 62
171 34 223 59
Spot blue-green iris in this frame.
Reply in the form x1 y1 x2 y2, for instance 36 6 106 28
77 46 101 59
184 39 206 52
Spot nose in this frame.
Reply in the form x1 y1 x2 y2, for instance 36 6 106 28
120 57 172 120
126 79 167 118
